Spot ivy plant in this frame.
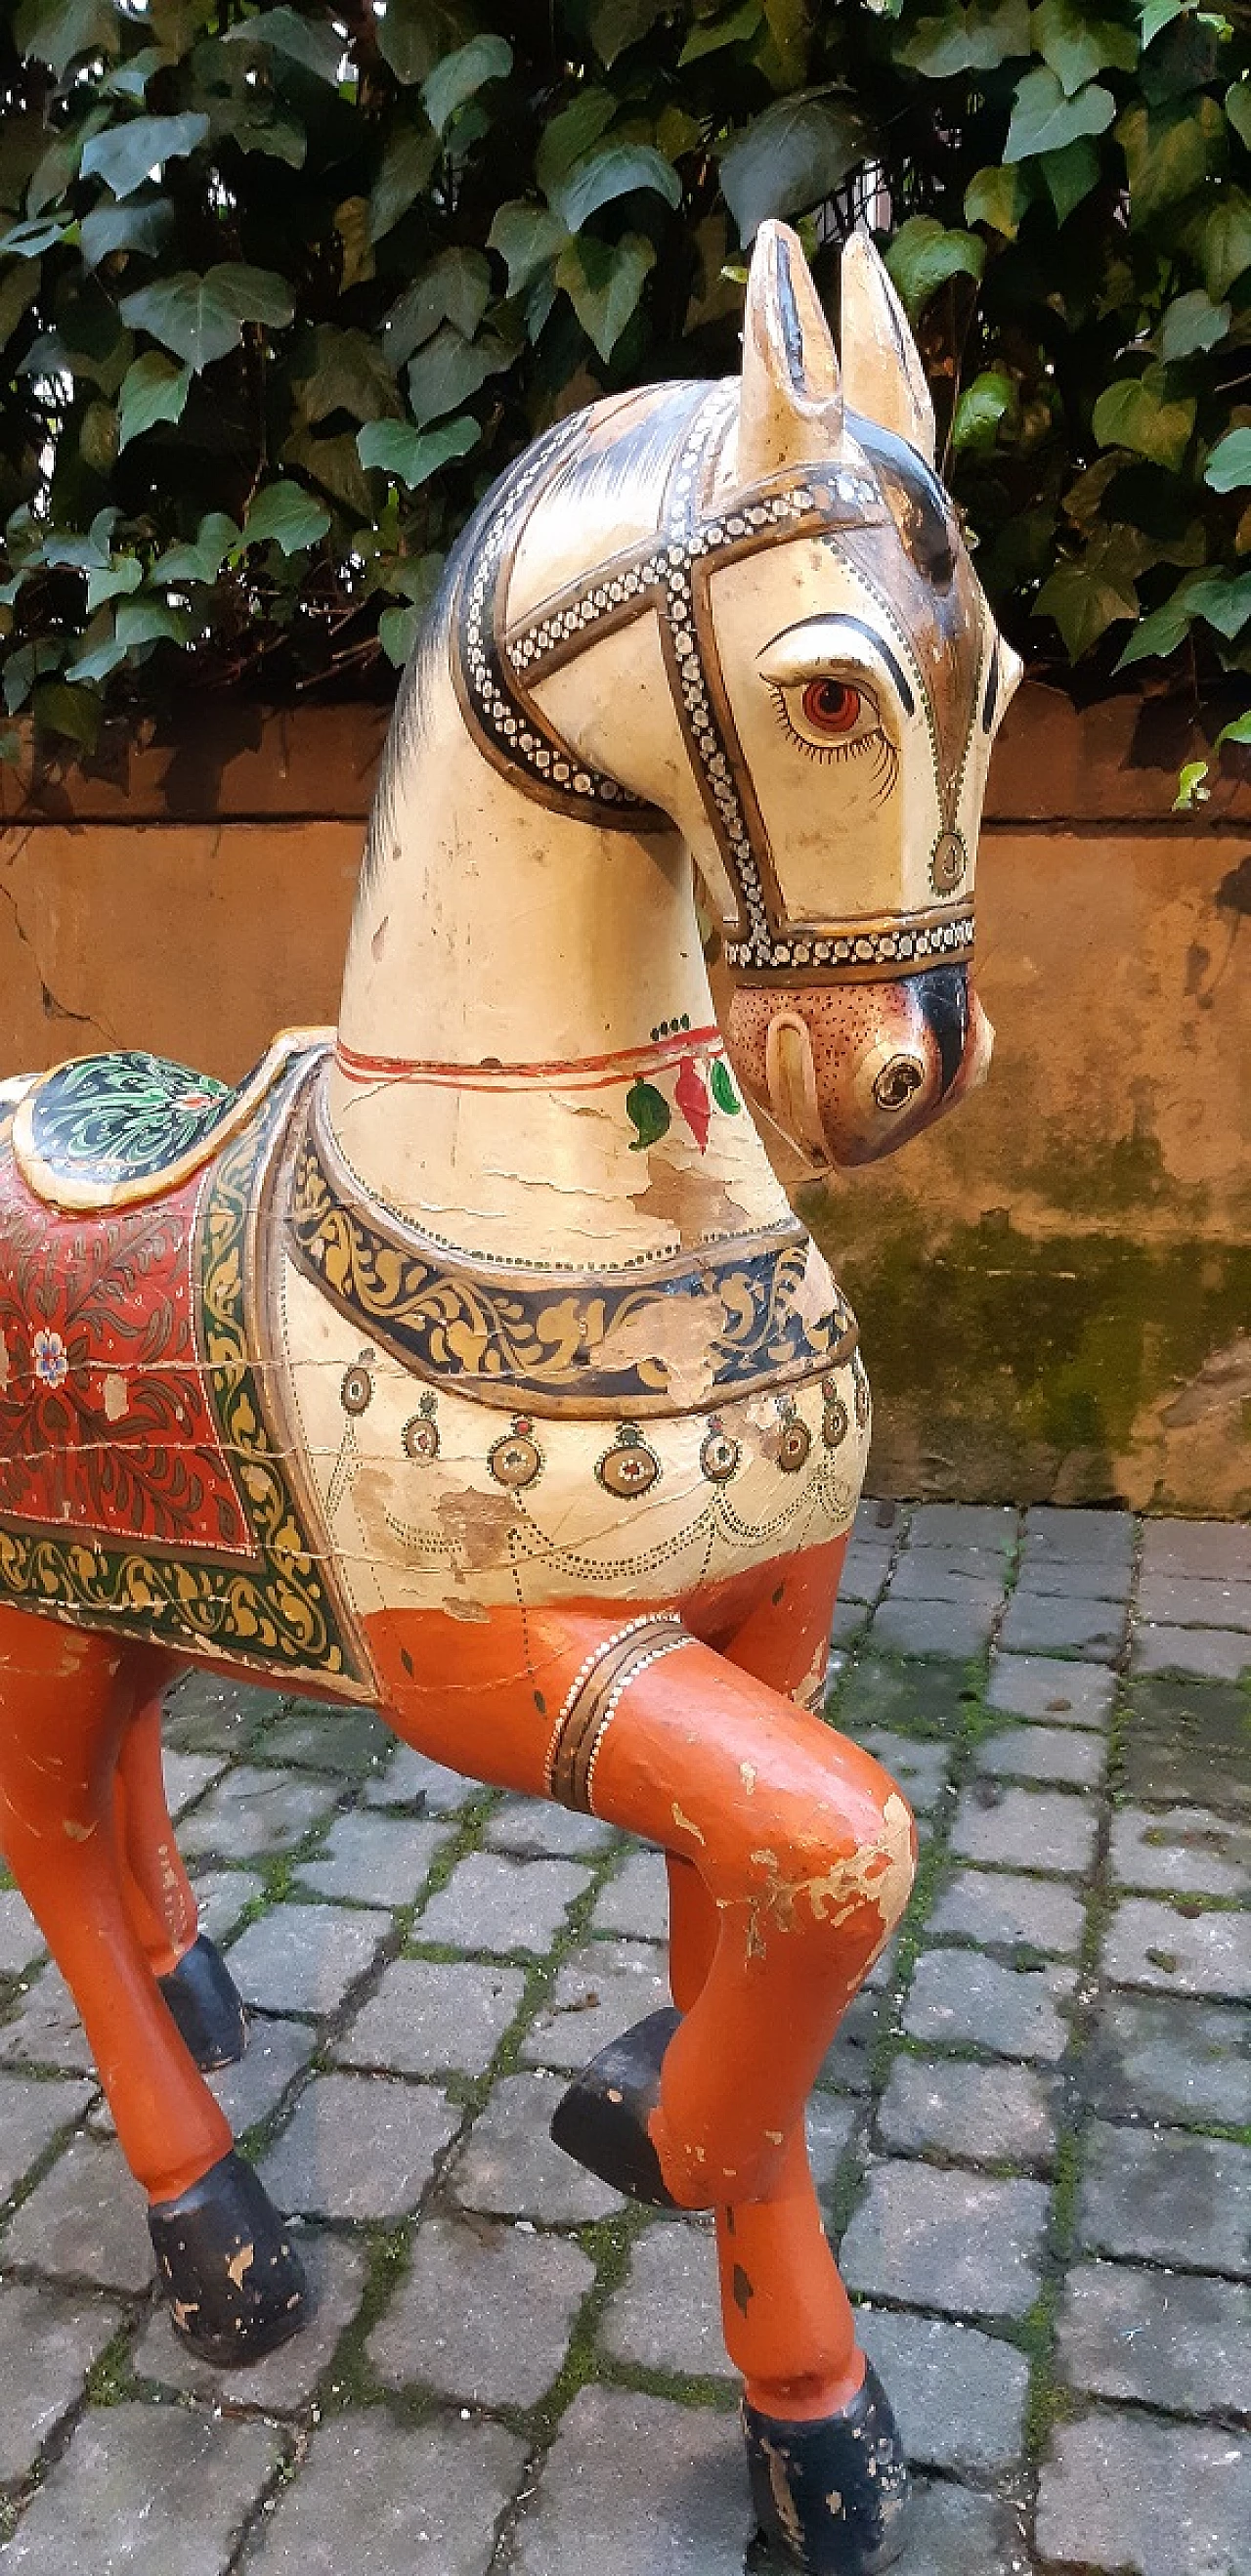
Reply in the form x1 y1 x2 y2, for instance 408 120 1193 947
2 0 1250 775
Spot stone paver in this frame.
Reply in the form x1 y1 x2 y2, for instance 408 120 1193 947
227 1900 387 2016
367 2212 593 2404
1121 1675 1250 1812
987 1652 1116 1726
362 1742 479 1812
133 2231 366 2410
483 1795 617 1859
1138 1570 1251 1629
999 1591 1125 1659
234 2411 526 2576
1110 1804 1249 1898
855 2308 1030 2475
950 1783 1098 1875
928 1866 1086 1956
1036 2413 1250 2576
1078 2121 1250 2276
0 2072 92 2202
453 2072 623 2222
591 1847 669 1938
1023 1505 1134 1561
851 1729 951 1812
878 2055 1057 2169
208 2015 314 2135
416 1852 592 1954
840 2160 1051 2319
260 2074 459 2220
1134 1622 1251 1680
250 1698 393 1778
178 1764 339 1860
0 2279 122 2479
335 1955 526 2077
1057 2260 1251 2418
903 1947 1075 2063
599 2218 730 2380
0 1888 43 1977
887 1558 1005 1609
871 1597 996 1660
1084 1993 1250 2127
0 1964 96 2074
838 1654 972 1737
2 2135 152 2292
187 1865 263 1943
297 1809 449 1905
1141 1518 1251 1584
163 1671 272 1756
0 2399 280 2576
511 2385 750 2575
973 1724 1105 1786
1102 1895 1251 2000
908 1504 1015 1550
161 1748 226 1815
520 1940 672 2071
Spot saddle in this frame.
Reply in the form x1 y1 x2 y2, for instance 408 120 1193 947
12 1027 328 1211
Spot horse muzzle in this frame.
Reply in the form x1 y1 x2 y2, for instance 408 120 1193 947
724 962 993 1168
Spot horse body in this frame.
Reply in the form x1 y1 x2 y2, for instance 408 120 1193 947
0 223 1017 2575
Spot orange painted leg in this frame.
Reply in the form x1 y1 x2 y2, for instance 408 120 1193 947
114 1687 247 2071
0 1610 303 2361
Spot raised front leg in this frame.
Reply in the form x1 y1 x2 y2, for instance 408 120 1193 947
114 1682 247 2069
0 1611 302 2363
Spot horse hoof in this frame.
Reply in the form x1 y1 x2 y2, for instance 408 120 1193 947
743 2364 911 2574
149 2151 307 2365
158 1935 248 2071
550 2004 682 2205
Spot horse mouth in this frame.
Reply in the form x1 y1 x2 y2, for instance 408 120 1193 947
723 963 994 1168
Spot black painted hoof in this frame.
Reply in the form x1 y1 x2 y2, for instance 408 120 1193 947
158 1935 247 2071
550 2004 681 2206
149 2151 307 2365
744 2364 910 2575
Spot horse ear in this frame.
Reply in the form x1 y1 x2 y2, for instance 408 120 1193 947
734 219 842 485
840 228 936 466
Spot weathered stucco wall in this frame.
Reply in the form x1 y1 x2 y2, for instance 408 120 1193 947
1 688 1246 1511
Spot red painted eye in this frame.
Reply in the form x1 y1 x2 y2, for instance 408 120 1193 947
801 678 862 735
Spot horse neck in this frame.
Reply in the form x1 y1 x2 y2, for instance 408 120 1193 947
329 657 794 1270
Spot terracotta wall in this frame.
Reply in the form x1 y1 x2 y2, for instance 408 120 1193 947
2 688 1247 1511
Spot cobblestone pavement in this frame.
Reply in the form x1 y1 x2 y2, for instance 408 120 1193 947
0 1506 1247 2574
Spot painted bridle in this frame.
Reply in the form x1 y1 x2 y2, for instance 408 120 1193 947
452 384 982 983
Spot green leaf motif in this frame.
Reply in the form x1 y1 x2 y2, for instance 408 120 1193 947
421 35 512 139
626 1077 671 1151
226 6 345 86
242 480 331 555
555 230 657 361
80 196 173 269
1005 68 1116 162
81 112 209 202
964 163 1033 237
1092 371 1196 472
897 1 1030 77
1033 1 1139 97
117 348 190 449
555 144 682 234
369 125 439 246
119 265 294 371
885 215 985 313
710 1058 741 1114
356 414 480 488
1205 427 1251 491
488 203 569 298
720 90 865 243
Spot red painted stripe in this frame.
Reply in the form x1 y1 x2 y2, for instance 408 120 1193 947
335 1026 722 1087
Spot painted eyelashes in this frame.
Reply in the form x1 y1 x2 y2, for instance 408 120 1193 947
768 675 899 795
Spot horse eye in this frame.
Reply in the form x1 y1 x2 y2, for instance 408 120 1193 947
800 678 863 736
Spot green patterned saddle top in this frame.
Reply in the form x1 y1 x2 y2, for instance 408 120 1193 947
14 1027 329 1210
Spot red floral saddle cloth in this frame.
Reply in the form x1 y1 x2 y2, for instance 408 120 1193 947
0 1036 370 1695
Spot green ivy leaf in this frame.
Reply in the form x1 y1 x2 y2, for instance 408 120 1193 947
226 6 344 86
679 4 762 65
897 2 1030 77
588 0 667 66
104 44 174 100
1205 426 1251 490
333 196 375 291
151 511 240 584
1227 82 1251 151
119 264 294 370
1006 68 1116 161
951 368 1018 453
79 397 119 475
1034 524 1143 655
407 323 510 426
15 0 120 79
1092 370 1196 470
356 413 480 486
1119 96 1223 224
1032 1 1139 97
0 265 40 355
80 196 173 267
964 162 1033 237
1160 287 1230 358
1040 135 1102 221
27 109 109 217
114 595 192 649
555 229 657 360
885 215 985 313
117 348 190 448
85 553 141 610
720 90 865 243
536 90 617 198
421 34 512 138
293 327 402 428
242 479 331 555
1117 566 1251 666
554 144 682 233
280 428 373 519
1140 0 1184 44
488 202 569 297
369 124 439 245
376 0 471 86
80 112 209 201
40 508 119 572
383 249 493 367
1199 187 1251 299
0 216 66 258
378 602 420 665
35 677 101 745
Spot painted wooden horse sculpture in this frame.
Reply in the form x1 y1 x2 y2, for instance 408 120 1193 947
0 225 1017 2574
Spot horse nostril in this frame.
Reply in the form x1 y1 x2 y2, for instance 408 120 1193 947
873 1056 925 1111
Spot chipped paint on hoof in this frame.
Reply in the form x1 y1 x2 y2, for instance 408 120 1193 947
550 2005 683 2206
149 2150 307 2365
743 2364 910 2574
158 1934 248 2071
